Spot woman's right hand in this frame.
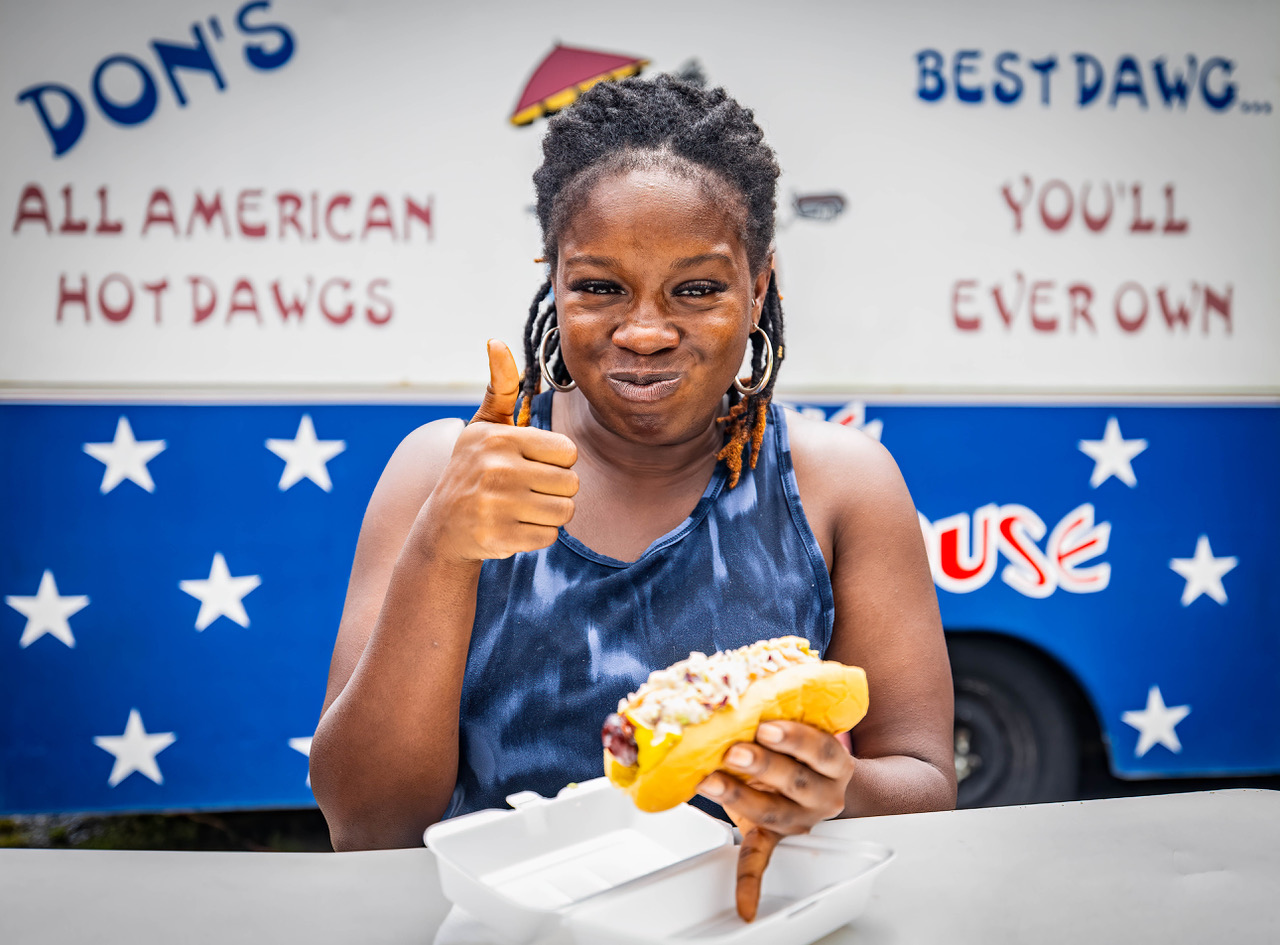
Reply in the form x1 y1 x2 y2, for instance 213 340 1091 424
425 340 579 562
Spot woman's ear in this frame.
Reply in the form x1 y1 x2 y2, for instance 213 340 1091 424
751 254 775 325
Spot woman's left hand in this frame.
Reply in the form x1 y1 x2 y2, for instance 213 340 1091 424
696 720 855 921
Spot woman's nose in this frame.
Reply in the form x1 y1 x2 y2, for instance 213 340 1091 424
612 297 679 354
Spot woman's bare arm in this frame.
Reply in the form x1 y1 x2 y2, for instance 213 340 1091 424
310 343 578 850
790 414 957 816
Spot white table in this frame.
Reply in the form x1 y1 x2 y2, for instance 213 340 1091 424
2 789 1276 944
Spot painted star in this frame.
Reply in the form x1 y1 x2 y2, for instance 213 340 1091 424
1170 535 1238 606
179 553 261 630
289 737 313 786
1078 417 1147 488
266 415 345 491
1121 686 1191 757
93 709 176 787
83 416 166 493
5 570 89 648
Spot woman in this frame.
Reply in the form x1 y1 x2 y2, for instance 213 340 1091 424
310 75 955 918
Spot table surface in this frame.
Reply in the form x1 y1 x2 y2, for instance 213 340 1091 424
2 789 1277 945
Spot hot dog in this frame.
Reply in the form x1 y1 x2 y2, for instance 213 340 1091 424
602 636 869 812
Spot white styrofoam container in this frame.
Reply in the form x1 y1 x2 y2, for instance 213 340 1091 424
425 778 894 945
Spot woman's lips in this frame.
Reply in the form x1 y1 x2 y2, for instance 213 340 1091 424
606 372 683 403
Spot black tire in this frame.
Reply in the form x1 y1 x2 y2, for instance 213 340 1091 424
948 636 1080 808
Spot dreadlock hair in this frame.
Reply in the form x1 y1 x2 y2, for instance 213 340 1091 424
517 73 786 488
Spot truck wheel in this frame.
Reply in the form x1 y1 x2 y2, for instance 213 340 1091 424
948 636 1080 808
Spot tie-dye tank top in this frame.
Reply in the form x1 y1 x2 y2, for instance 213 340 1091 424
444 393 835 817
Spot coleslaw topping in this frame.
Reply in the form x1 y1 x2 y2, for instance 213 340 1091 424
619 636 817 745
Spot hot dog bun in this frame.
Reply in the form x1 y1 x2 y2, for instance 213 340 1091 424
602 638 869 812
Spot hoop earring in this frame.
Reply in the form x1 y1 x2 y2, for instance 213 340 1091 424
733 326 774 396
539 326 577 392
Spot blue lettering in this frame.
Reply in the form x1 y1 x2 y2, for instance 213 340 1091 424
1073 53 1104 106
1199 57 1236 110
993 51 1023 104
954 49 983 104
237 1 296 71
92 55 158 126
1153 55 1197 108
1029 56 1058 105
1108 56 1148 108
150 24 225 107
16 83 86 157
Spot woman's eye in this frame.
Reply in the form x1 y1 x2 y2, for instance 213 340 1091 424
677 281 727 298
571 281 620 295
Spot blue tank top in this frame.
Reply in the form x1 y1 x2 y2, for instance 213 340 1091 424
445 394 835 817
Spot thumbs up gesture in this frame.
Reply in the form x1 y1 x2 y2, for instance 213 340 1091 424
431 340 579 562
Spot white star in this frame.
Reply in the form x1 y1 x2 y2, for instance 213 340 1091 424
179 553 261 630
1078 417 1147 488
1169 535 1238 606
266 415 345 491
5 570 89 648
83 416 166 493
289 737 313 786
93 709 176 787
1121 686 1191 757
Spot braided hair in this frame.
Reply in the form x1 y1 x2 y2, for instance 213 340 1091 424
518 74 786 488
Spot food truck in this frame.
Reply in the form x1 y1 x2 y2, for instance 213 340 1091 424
2 0 1276 814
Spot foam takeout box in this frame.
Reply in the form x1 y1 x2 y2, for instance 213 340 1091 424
424 777 893 945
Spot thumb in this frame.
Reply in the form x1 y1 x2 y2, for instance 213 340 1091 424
471 339 521 425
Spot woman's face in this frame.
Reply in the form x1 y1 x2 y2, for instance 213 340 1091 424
553 166 768 446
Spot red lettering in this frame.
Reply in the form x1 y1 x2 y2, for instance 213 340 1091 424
404 196 432 241
271 278 312 322
190 275 218 323
95 186 124 235
1001 175 1031 233
939 518 992 581
999 515 1051 595
1203 284 1232 334
237 189 267 238
320 278 354 323
227 278 262 324
952 279 980 330
188 191 229 237
1129 183 1155 233
325 195 353 242
1080 182 1113 232
57 273 89 322
58 185 88 234
1029 280 1057 331
309 191 319 240
991 271 1024 329
1157 285 1195 331
14 184 51 234
366 278 393 325
142 279 169 324
1067 282 1095 333
142 189 178 236
1114 282 1148 332
277 192 304 240
362 194 395 240
1038 179 1072 232
98 274 134 322
1162 183 1188 234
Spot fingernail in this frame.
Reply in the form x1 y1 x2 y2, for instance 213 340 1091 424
699 777 724 798
757 723 783 744
726 745 753 768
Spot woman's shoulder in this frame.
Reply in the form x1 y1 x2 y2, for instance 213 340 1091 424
367 417 466 520
781 405 919 555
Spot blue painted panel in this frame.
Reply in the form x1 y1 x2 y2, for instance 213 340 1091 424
2 401 1276 813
